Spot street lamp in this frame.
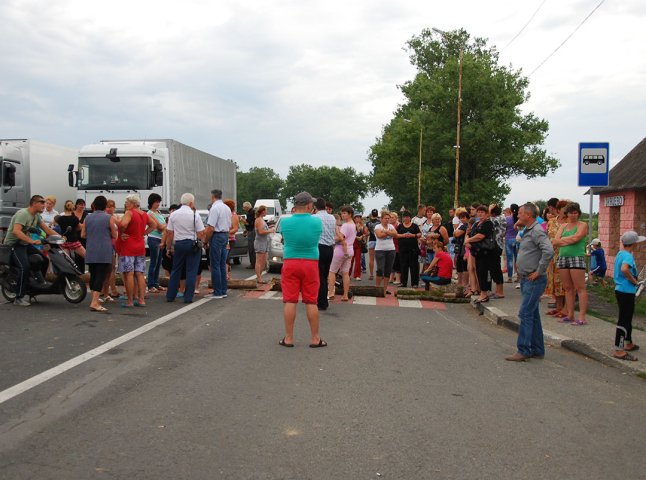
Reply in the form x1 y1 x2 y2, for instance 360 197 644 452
403 118 423 206
432 27 463 209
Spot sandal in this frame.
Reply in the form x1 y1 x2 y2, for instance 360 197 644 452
473 297 489 304
341 297 349 302
613 352 638 361
148 287 160 293
625 344 640 352
489 294 505 299
545 309 559 316
90 306 108 312
309 339 328 348
558 316 572 323
571 320 588 326
279 338 294 348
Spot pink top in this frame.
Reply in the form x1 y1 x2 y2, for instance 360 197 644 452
334 221 356 256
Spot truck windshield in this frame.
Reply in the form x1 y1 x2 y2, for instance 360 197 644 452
78 156 151 190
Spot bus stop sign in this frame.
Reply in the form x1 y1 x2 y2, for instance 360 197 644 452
578 142 609 187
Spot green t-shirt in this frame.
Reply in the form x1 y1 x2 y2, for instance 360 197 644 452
278 213 322 260
3 209 42 246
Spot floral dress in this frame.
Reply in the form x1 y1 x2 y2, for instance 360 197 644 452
545 218 564 297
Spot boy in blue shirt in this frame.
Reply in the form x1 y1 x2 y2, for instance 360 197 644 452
588 238 607 285
613 231 645 361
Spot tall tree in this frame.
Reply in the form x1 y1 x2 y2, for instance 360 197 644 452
282 164 369 212
237 167 284 208
370 28 559 213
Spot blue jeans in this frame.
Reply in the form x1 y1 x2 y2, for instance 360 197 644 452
147 236 162 288
210 233 229 296
166 240 201 303
517 274 548 357
361 253 366 271
505 238 518 279
420 275 451 285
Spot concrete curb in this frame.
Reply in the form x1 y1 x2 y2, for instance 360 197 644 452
470 301 641 375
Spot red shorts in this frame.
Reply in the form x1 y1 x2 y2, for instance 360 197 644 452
281 259 320 304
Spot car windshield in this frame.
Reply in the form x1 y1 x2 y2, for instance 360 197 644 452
78 156 151 190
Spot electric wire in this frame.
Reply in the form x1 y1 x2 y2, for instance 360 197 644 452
529 0 606 76
501 0 548 52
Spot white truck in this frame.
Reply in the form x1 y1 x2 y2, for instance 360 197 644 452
70 139 236 211
0 139 78 242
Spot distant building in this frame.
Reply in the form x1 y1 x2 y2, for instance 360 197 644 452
591 137 646 276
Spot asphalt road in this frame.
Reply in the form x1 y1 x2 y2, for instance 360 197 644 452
1 261 645 479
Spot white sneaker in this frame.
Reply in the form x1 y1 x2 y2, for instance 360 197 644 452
515 284 520 289
354 277 361 281
212 294 224 299
14 297 31 306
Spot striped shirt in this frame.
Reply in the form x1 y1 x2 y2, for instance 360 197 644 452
315 210 337 246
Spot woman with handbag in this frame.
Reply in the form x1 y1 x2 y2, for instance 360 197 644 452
351 214 368 280
464 205 504 304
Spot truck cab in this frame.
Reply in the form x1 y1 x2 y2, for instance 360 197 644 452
71 142 167 211
253 199 283 225
0 142 25 242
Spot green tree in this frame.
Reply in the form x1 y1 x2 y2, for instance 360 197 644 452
237 167 284 209
281 164 369 212
370 28 560 213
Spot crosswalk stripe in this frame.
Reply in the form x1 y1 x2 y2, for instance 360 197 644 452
352 296 377 306
398 299 423 309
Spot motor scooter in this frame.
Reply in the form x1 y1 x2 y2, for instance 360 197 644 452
0 228 87 304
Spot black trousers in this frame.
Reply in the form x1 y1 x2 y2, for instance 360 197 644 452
475 250 503 293
615 291 635 348
399 249 419 287
318 244 334 308
247 230 256 267
88 263 111 292
11 244 48 299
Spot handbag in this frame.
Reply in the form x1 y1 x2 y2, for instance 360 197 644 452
192 212 204 252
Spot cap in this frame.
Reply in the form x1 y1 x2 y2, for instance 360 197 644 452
621 231 646 246
371 209 378 217
293 191 313 206
590 238 601 246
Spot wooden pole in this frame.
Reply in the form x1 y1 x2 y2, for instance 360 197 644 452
454 48 463 209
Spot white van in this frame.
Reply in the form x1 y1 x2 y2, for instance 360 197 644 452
253 199 282 225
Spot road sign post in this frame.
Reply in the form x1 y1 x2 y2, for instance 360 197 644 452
578 142 609 276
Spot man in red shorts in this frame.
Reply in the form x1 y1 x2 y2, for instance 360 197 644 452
278 191 326 348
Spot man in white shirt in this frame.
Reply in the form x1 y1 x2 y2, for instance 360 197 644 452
314 197 337 310
165 193 205 303
412 204 426 228
205 189 232 298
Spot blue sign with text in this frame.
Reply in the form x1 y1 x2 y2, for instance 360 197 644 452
578 142 609 187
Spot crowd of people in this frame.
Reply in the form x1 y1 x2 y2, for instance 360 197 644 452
2 191 643 362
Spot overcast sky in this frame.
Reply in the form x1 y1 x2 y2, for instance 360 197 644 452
2 0 645 212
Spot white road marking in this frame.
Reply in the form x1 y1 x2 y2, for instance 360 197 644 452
398 299 423 309
0 297 213 405
260 291 278 299
352 296 377 306
244 270 267 281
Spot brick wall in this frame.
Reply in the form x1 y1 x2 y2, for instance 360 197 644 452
600 189 646 276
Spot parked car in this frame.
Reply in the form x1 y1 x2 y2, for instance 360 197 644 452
267 213 291 272
197 210 249 268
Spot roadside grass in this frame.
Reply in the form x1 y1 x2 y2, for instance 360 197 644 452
586 281 646 331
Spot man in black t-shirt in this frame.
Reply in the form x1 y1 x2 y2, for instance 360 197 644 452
242 202 255 269
365 209 380 280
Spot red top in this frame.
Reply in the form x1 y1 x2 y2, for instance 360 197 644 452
120 209 147 257
435 251 453 278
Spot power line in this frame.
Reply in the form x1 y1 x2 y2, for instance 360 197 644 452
529 0 606 76
501 0 548 52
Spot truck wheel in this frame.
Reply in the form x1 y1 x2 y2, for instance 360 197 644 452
584 160 589 165
63 276 87 303
1 285 17 302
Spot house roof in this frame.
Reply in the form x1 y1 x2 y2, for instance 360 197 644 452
591 136 646 194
